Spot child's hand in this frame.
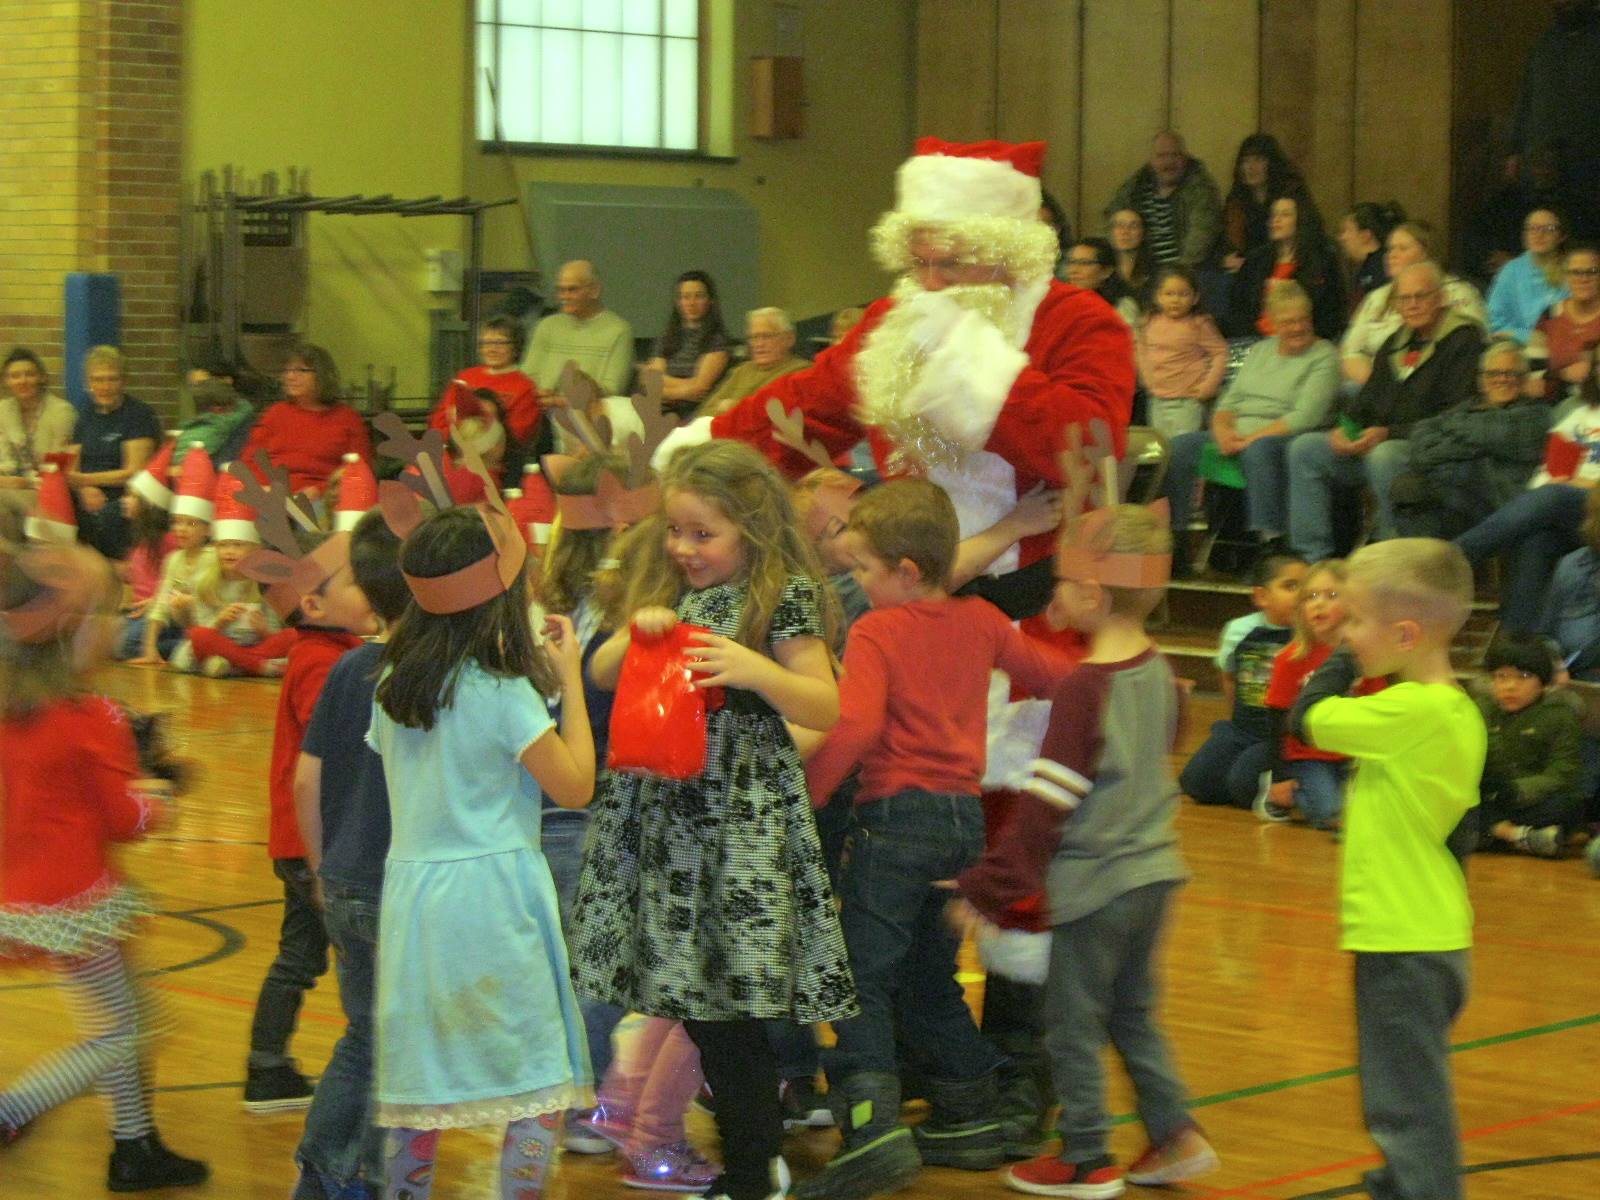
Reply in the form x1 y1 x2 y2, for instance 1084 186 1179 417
632 607 679 638
943 896 989 941
686 631 772 691
125 597 152 619
1006 487 1066 538
246 606 269 636
216 603 246 627
542 613 584 678
1267 779 1297 810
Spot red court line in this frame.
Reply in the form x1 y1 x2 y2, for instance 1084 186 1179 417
155 980 346 1026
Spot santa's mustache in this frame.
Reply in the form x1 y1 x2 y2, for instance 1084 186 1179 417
889 276 1015 330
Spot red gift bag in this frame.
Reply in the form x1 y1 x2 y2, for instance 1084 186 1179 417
607 622 721 780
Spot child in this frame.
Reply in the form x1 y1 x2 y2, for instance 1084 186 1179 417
117 488 180 661
954 502 1219 1197
1181 552 1306 807
243 525 377 1112
1135 264 1229 440
127 444 217 666
370 505 596 1200
1288 538 1483 1200
290 510 410 1200
1258 558 1384 829
0 543 209 1190
798 479 1076 1198
573 440 854 1200
791 466 870 629
1475 634 1583 857
175 530 289 678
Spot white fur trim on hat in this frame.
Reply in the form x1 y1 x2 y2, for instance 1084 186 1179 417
25 514 77 544
171 494 215 522
129 471 174 509
652 415 714 470
898 154 1041 224
213 519 261 543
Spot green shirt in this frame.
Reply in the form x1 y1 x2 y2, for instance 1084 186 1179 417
522 309 635 396
1306 682 1484 952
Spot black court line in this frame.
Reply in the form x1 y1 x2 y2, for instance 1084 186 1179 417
165 898 282 917
1287 1151 1600 1198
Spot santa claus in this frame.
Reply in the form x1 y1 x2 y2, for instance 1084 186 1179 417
656 136 1134 618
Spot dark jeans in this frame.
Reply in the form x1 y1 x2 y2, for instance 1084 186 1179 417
1164 431 1295 571
824 790 1001 1083
980 973 1049 1111
1479 777 1583 834
1355 951 1469 1200
542 808 623 1082
78 491 131 560
1455 483 1587 632
296 883 383 1190
1179 720 1272 808
683 1019 782 1200
248 857 330 1069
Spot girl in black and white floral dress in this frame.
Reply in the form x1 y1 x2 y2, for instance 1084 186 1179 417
574 441 856 1200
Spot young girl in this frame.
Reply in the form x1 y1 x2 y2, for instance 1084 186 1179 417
128 511 212 665
116 490 180 661
173 535 289 676
572 440 854 1200
0 544 208 1190
370 505 596 1200
1258 559 1381 829
1135 265 1229 440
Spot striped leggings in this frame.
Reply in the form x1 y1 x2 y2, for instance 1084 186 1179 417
0 946 155 1138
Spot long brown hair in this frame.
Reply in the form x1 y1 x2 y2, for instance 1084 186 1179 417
535 453 625 617
377 507 558 730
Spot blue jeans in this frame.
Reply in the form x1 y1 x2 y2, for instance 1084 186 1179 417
1455 484 1587 632
249 858 330 1069
542 808 623 1082
1165 431 1295 568
824 790 1002 1083
1288 432 1412 560
1284 758 1347 828
296 883 383 1191
1179 719 1273 808
117 616 181 661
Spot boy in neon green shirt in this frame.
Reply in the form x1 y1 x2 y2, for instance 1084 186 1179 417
1288 538 1484 1200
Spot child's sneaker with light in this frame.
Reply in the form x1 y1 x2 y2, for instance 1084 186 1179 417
1003 1153 1124 1198
623 1140 719 1192
1125 1125 1220 1185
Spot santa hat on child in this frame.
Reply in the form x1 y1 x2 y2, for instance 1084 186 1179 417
447 385 506 461
510 463 558 550
212 468 261 544
171 443 217 522
870 137 1057 281
335 453 378 532
128 433 180 510
25 465 77 544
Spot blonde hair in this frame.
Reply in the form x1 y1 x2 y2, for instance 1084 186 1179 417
1095 504 1172 619
1288 558 1348 657
85 345 124 375
1347 538 1471 637
1265 279 1312 319
193 542 263 611
620 440 840 652
535 454 627 617
792 466 859 545
847 479 958 587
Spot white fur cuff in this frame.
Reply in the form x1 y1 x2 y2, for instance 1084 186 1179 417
652 416 714 470
904 312 1028 452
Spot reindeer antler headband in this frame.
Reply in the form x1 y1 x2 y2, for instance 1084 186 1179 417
0 542 113 645
766 397 862 539
544 365 677 532
1054 419 1171 589
229 454 352 618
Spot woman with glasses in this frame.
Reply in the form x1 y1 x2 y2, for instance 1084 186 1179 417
241 344 372 496
428 316 545 473
1487 208 1569 342
1526 243 1600 400
1064 238 1141 327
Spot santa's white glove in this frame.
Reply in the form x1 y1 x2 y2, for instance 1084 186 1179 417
652 416 714 470
903 290 968 356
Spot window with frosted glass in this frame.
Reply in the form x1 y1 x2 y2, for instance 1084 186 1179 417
476 0 700 152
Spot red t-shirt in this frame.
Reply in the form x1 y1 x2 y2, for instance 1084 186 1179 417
243 402 374 495
268 628 364 859
805 597 1077 805
428 365 542 445
1 696 152 907
1264 639 1387 761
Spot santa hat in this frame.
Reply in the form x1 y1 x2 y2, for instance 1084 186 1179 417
25 465 77 544
129 433 179 510
512 464 557 549
171 443 217 522
335 453 377 532
212 468 261 544
871 137 1057 281
448 385 506 460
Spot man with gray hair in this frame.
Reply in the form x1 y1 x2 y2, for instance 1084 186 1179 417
1288 261 1485 559
521 259 635 398
1105 131 1222 266
699 306 809 415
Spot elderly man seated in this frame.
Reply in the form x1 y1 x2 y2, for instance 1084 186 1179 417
1288 260 1485 560
521 259 635 399
698 307 809 416
1160 282 1341 575
1105 130 1223 267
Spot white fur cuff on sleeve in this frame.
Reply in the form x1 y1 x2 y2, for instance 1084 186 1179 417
652 416 714 469
904 311 1028 451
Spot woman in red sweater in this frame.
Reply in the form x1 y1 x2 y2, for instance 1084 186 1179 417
427 316 543 458
0 544 208 1189
242 344 372 496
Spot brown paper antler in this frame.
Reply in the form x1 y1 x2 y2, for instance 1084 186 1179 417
765 397 835 472
550 362 609 454
227 456 351 618
1055 419 1171 589
374 412 453 511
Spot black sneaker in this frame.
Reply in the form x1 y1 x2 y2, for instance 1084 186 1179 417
107 1132 209 1192
243 1062 314 1113
780 1077 835 1129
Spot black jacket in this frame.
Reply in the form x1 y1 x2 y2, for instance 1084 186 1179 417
1342 310 1485 437
1228 241 1346 341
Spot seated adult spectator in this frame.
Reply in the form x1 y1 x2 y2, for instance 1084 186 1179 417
647 269 731 418
430 316 544 458
1342 221 1488 387
522 260 634 402
1104 130 1222 267
1228 191 1345 340
1338 201 1406 309
1391 340 1550 539
0 348 76 519
1457 351 1600 632
1162 283 1340 575
1458 143 1564 288
1064 238 1140 326
699 307 809 417
1487 207 1569 342
1107 207 1156 302
67 346 160 559
1540 485 1600 678
176 355 257 465
1526 243 1600 400
241 343 372 496
1289 261 1485 559
1039 190 1072 279
1220 133 1306 272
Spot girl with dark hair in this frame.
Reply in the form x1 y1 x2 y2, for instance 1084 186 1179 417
1135 265 1228 438
1338 201 1407 305
1064 238 1141 327
1228 191 1346 340
1221 133 1306 271
648 271 732 418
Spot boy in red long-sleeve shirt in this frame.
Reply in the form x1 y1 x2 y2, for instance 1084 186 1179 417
798 479 1075 1200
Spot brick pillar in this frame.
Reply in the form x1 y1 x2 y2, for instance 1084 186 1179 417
0 1 181 416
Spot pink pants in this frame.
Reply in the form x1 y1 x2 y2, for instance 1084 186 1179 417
185 627 299 676
602 1017 704 1154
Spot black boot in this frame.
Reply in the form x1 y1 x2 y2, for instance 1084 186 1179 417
107 1131 210 1192
911 1073 1005 1170
791 1072 920 1200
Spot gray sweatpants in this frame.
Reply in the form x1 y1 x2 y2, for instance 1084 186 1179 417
1355 950 1470 1200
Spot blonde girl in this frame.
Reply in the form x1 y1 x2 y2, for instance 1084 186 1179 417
173 536 289 676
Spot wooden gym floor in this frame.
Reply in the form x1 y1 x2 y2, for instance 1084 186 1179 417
4 664 1598 1199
